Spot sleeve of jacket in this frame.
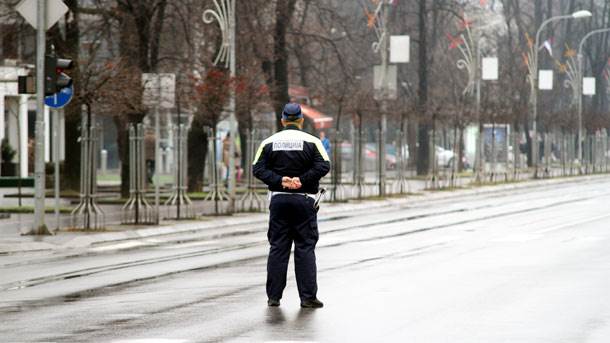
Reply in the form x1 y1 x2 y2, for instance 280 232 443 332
299 139 331 187
252 142 283 188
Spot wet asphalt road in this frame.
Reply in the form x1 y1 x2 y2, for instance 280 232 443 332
1 178 610 342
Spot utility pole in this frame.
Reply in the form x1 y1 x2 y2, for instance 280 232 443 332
32 0 51 235
368 0 391 197
154 103 160 224
379 1 389 197
368 1 409 195
227 0 237 213
475 41 483 182
531 11 591 178
203 0 237 213
576 28 610 169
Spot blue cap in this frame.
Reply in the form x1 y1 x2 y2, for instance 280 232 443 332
282 103 303 120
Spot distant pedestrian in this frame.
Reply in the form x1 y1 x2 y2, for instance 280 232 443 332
222 132 242 186
253 103 330 308
320 131 331 157
145 132 156 185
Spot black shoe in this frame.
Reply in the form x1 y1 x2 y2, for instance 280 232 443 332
268 299 280 307
300 298 323 308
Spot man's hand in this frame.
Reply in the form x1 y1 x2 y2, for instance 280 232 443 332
282 177 302 190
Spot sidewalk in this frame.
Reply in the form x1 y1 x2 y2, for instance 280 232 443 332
1 174 608 255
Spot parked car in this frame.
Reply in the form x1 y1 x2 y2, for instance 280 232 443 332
435 146 454 168
435 146 471 169
340 142 471 170
339 142 397 170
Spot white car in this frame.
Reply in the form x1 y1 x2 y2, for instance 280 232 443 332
435 146 472 169
435 146 454 167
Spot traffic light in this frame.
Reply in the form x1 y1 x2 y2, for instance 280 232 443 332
44 55 57 95
55 58 74 91
44 55 73 96
18 75 36 94
18 55 74 95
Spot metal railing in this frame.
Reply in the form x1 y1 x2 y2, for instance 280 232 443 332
71 112 105 230
165 124 193 219
122 124 155 224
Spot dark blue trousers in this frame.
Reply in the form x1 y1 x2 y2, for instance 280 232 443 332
267 194 319 301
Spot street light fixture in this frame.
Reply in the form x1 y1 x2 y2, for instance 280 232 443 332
203 0 238 213
576 27 610 168
531 10 591 178
572 10 593 18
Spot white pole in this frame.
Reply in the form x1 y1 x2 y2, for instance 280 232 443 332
166 111 173 173
53 108 60 231
576 28 610 168
475 40 483 182
577 53 583 167
532 13 589 178
33 0 50 234
227 0 237 213
154 102 160 224
19 95 28 178
44 105 51 162
378 1 389 196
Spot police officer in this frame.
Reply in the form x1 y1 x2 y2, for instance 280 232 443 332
253 102 330 308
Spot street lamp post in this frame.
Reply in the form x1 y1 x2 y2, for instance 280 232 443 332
451 15 504 184
379 1 389 197
531 10 591 178
367 0 391 196
203 0 238 213
32 0 52 234
452 17 485 182
577 28 610 168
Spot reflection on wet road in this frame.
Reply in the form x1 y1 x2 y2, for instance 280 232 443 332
2 178 610 342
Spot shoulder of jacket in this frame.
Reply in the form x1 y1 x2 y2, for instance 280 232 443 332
263 130 321 144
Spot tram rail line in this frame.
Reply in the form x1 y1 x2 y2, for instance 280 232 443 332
1 181 608 305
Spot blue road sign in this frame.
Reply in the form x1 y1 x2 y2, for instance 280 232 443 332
45 85 74 109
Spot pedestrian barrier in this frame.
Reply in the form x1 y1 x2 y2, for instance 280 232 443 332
392 128 410 194
238 129 265 212
203 126 228 214
122 124 155 224
330 129 348 201
165 124 193 219
71 112 105 230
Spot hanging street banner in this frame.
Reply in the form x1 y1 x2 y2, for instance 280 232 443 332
482 57 499 80
583 77 596 96
538 70 554 90
390 35 410 64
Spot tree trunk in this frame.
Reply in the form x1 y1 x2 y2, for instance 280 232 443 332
272 0 297 130
115 1 166 197
187 120 207 192
416 0 430 175
113 116 129 198
523 119 533 167
407 120 418 168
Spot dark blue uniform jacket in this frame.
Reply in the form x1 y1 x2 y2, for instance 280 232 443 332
253 126 331 194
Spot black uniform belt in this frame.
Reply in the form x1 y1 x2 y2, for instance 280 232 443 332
269 191 316 200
